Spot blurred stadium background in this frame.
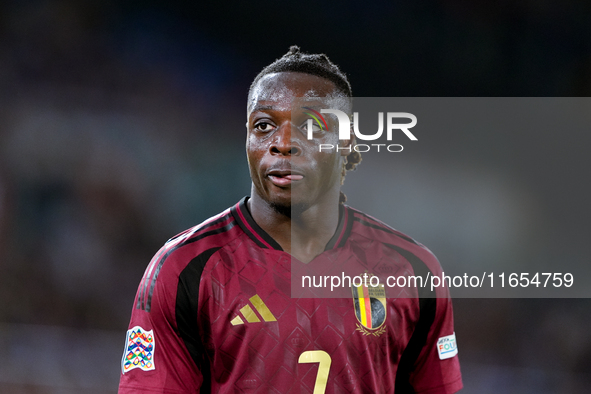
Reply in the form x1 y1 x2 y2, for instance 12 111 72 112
0 0 590 392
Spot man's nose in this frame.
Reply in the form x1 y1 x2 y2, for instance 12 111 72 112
269 123 301 156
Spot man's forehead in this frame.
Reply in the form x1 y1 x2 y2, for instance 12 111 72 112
247 72 350 115
249 100 343 114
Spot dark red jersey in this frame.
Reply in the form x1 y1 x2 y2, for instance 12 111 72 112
119 197 462 393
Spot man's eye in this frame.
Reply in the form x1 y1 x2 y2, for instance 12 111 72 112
255 122 275 132
300 119 322 133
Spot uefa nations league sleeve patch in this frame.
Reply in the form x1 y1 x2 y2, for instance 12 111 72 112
121 326 155 373
437 333 458 360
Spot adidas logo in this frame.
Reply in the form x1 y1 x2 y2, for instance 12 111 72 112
231 295 277 325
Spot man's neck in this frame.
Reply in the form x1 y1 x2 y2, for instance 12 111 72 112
247 192 341 264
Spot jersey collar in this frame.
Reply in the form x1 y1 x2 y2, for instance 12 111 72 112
231 197 353 252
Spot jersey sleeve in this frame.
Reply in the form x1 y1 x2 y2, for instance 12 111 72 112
407 248 463 394
118 248 204 394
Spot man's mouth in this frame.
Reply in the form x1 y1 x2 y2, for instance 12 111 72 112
267 169 304 186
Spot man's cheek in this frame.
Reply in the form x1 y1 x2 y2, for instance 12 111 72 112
306 134 339 150
246 137 267 156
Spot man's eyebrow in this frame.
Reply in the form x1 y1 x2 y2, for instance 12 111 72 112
299 104 322 110
251 105 274 112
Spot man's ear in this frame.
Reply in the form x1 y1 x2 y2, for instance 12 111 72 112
338 123 356 157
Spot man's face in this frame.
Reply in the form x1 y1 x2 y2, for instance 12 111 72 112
246 72 351 211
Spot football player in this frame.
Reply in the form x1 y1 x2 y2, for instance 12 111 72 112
119 46 462 394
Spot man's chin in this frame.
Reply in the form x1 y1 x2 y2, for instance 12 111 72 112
269 198 310 218
269 201 291 217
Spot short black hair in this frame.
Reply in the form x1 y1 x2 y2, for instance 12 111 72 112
248 45 352 99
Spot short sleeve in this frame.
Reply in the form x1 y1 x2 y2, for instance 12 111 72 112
405 251 463 394
118 253 203 394
408 294 463 394
392 241 463 394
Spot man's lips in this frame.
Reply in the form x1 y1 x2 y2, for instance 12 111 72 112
267 169 304 186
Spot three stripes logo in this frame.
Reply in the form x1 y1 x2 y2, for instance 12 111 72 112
352 273 387 337
231 294 277 326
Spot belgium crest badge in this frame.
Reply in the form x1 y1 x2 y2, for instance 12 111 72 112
352 273 387 337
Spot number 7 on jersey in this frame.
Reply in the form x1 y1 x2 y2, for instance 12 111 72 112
298 350 332 394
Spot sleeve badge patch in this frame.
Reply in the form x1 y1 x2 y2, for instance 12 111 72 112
121 326 155 373
437 332 458 360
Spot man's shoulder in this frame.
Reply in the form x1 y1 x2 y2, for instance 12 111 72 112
345 205 442 270
345 205 420 246
134 202 246 312
166 206 236 248
149 203 244 275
